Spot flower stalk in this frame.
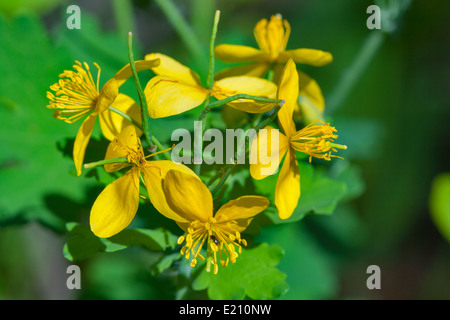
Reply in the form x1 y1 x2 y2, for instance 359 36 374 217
108 106 171 160
207 101 284 195
84 157 128 169
127 32 155 152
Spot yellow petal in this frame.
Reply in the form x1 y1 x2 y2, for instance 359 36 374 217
249 126 289 180
221 105 249 129
295 70 325 123
277 59 298 137
280 48 333 67
113 59 161 88
215 195 269 223
90 168 140 238
213 76 277 113
73 113 97 176
145 53 201 86
104 125 139 173
141 161 200 223
163 170 213 222
214 62 269 80
214 44 266 63
275 149 300 219
281 19 291 53
253 18 269 53
145 75 208 118
266 15 288 58
99 93 142 141
175 221 190 233
95 78 119 114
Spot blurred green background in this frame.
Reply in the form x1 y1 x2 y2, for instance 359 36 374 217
0 0 449 300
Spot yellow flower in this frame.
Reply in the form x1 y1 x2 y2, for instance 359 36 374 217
90 125 197 238
215 14 331 122
46 59 160 176
160 169 269 274
215 14 332 78
143 53 278 118
250 59 346 219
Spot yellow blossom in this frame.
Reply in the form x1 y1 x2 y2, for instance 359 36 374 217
144 53 278 118
160 169 269 274
250 59 346 219
89 126 197 238
215 14 331 122
215 14 332 78
46 59 160 175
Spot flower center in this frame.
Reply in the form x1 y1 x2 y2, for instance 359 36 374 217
289 120 346 162
127 143 147 167
177 217 248 274
46 61 101 123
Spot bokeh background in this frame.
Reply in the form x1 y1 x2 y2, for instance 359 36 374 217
0 0 449 299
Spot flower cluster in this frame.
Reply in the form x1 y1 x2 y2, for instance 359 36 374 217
46 14 346 274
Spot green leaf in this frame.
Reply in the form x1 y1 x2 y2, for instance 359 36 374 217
0 14 96 231
192 243 288 300
81 253 175 300
329 160 366 202
0 12 150 231
332 117 385 161
150 252 182 276
106 228 178 252
0 0 62 16
307 205 368 251
255 223 338 299
63 223 106 262
63 222 178 261
430 173 450 243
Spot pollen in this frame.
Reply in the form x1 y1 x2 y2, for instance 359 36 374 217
290 120 346 162
47 61 101 123
177 218 248 274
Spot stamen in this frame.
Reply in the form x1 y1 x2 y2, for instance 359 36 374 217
47 61 101 123
178 218 250 274
290 121 345 161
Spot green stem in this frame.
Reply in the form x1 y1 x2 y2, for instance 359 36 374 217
206 10 221 89
326 0 411 115
253 103 284 131
194 96 210 175
108 106 141 129
191 0 217 44
108 106 171 160
152 137 172 160
194 10 220 175
326 31 385 114
112 0 135 36
209 166 232 195
208 102 283 195
199 94 283 121
153 0 206 71
127 32 155 152
84 157 128 169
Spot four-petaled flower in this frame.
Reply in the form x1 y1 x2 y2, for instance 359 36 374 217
215 14 332 123
47 59 159 175
215 14 332 79
90 125 197 238
159 169 269 274
250 59 346 219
